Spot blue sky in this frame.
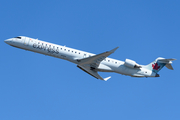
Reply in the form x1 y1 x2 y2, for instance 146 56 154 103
1 0 180 120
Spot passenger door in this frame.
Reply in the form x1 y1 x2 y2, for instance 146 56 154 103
24 37 29 45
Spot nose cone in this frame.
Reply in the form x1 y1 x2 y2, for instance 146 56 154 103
4 39 12 44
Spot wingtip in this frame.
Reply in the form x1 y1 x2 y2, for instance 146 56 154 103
104 76 111 81
110 47 119 53
115 46 119 50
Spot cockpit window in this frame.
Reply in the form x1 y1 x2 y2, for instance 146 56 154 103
14 37 21 39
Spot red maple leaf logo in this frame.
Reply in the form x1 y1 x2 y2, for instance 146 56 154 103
152 63 160 70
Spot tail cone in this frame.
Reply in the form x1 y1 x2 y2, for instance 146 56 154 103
155 73 160 77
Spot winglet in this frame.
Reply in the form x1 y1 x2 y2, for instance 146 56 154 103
109 47 119 53
104 76 111 81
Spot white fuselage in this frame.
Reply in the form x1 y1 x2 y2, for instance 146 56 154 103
4 36 157 78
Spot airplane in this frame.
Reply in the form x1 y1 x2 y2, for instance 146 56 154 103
4 36 176 81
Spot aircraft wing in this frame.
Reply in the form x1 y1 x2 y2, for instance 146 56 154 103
77 47 119 68
77 65 111 81
76 47 119 81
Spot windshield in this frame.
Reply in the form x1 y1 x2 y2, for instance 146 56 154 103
14 37 21 39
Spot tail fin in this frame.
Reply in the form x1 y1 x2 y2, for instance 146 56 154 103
143 57 176 73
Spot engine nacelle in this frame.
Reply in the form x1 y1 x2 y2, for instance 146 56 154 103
124 59 141 68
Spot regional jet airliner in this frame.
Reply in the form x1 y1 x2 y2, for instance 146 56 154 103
4 36 176 81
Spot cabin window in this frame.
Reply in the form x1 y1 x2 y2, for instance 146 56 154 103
64 49 66 51
68 50 70 52
75 52 77 53
72 51 73 52
108 60 110 62
79 52 80 54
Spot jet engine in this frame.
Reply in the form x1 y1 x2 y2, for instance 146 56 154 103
124 59 141 68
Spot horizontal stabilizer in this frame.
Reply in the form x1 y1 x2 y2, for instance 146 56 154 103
162 58 176 61
157 58 176 70
158 58 176 63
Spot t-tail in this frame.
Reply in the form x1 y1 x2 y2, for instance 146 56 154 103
143 57 176 74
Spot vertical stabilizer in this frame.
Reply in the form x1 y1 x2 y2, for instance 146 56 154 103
143 57 176 73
